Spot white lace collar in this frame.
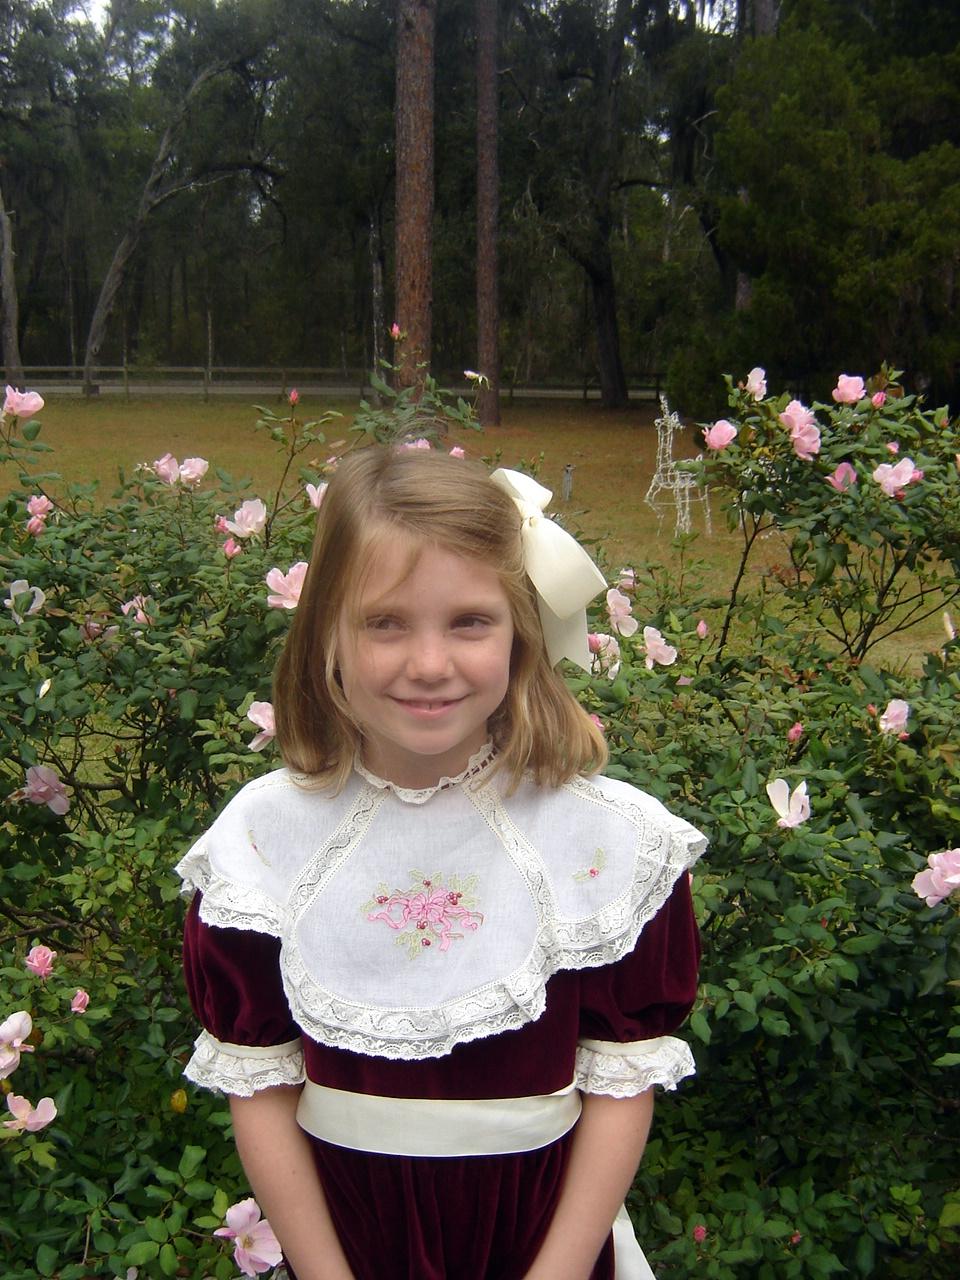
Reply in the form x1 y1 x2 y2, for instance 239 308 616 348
352 741 497 805
178 767 707 1061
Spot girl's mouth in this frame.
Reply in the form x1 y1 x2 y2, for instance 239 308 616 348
395 697 464 714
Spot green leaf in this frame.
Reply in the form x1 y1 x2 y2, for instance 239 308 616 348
690 1010 711 1044
126 1240 161 1266
841 934 883 955
35 1244 58 1277
178 1144 206 1179
145 1216 169 1243
159 1242 179 1276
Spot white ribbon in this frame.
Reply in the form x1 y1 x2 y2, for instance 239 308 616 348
490 468 607 670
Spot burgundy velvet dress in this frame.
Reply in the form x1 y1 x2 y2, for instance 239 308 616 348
179 758 704 1280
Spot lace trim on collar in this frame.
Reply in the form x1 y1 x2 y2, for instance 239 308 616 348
352 741 496 804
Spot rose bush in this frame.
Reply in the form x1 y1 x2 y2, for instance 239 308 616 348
2 373 958 1277
569 367 959 1276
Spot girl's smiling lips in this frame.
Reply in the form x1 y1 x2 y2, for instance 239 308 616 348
393 696 466 716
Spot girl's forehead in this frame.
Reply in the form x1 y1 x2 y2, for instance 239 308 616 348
349 531 507 612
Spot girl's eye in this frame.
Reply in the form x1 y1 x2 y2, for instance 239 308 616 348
365 616 402 632
454 615 491 630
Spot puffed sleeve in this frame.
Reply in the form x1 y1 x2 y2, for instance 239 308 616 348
182 893 305 1097
575 873 701 1097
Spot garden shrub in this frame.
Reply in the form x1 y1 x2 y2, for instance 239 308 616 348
1 373 958 1278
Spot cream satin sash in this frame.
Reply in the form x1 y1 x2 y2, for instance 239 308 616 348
296 1079 582 1157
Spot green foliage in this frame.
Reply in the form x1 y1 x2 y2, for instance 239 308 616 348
576 368 960 1276
2 372 959 1277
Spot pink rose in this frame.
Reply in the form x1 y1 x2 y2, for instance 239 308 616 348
265 562 309 610
779 401 821 459
121 595 153 625
152 452 180 485
872 458 922 497
26 495 54 518
693 1224 707 1243
305 482 327 509
832 374 866 404
643 625 677 669
825 462 857 492
606 588 638 638
398 438 431 452
790 421 821 461
178 457 209 486
778 399 815 435
886 441 899 454
25 944 57 978
389 322 401 340
588 633 621 677
787 722 804 743
70 989 90 1014
878 698 909 735
617 567 636 591
704 419 737 450
214 514 230 534
225 499 268 539
696 619 708 639
588 714 605 734
912 848 960 908
871 391 886 408
4 579 45 624
3 386 44 419
16 765 71 815
448 446 466 459
222 537 243 559
766 778 810 828
26 515 47 536
744 366 767 400
289 388 299 406
247 701 276 751
214 1198 283 1277
3 1094 57 1133
0 1011 35 1078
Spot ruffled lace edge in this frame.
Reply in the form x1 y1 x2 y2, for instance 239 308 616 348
183 1030 305 1098
574 1035 696 1096
353 741 496 804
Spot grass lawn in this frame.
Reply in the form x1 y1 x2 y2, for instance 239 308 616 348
14 391 948 670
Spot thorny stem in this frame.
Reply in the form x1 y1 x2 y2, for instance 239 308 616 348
716 508 772 660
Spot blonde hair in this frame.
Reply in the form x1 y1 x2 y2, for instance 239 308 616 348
273 446 607 791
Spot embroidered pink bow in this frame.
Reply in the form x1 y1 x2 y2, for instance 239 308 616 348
369 887 483 952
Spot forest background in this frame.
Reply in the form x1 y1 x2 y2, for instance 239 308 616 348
3 2 960 1279
2 0 960 418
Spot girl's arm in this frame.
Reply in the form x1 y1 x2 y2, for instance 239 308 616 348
522 1089 655 1280
229 1085 355 1280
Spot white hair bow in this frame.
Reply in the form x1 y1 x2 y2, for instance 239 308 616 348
490 468 607 670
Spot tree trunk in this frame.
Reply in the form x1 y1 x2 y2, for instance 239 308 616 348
0 185 24 386
475 0 500 426
586 244 628 410
82 61 232 393
394 0 435 392
369 212 384 404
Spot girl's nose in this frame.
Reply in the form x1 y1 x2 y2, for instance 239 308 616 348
405 634 453 682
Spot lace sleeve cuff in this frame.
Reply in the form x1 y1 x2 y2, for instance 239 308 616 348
574 1035 695 1097
183 1029 306 1097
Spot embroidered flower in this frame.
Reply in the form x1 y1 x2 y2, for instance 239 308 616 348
363 870 483 958
573 848 608 883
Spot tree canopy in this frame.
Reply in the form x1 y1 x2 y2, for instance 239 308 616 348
1 0 957 412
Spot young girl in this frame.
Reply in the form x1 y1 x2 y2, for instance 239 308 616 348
178 447 705 1280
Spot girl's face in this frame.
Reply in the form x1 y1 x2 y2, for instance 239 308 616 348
335 536 514 789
